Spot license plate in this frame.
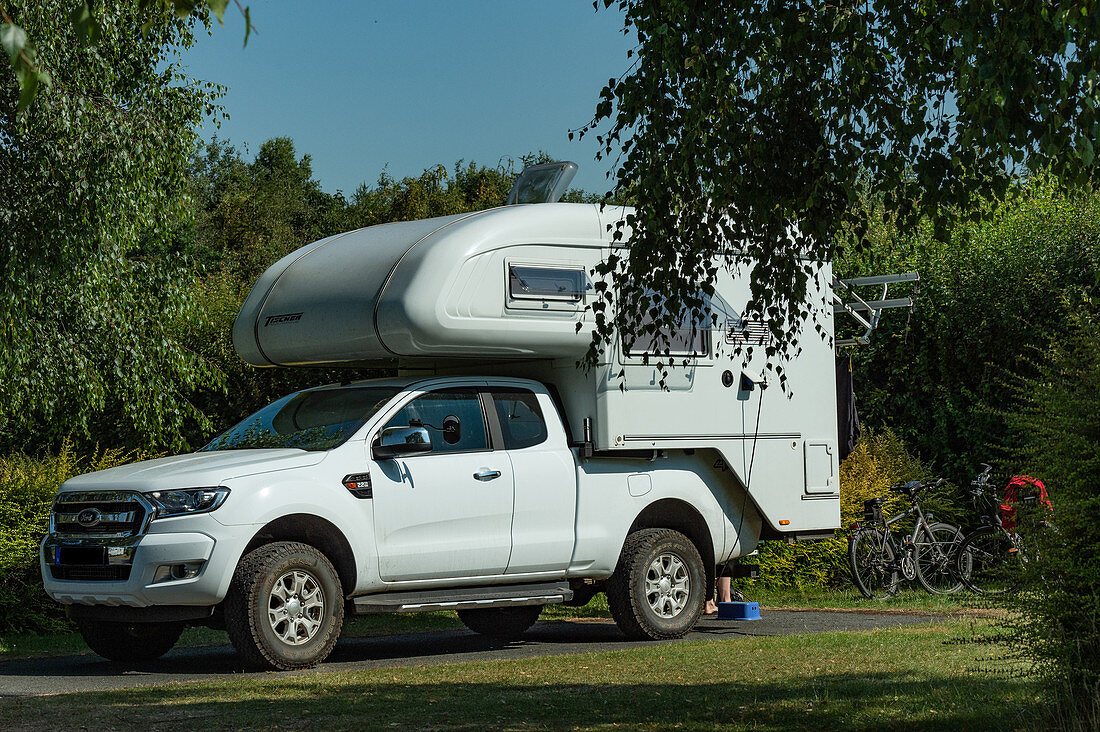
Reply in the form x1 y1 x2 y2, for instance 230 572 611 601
56 546 107 566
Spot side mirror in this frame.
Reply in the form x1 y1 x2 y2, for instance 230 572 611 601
372 426 432 460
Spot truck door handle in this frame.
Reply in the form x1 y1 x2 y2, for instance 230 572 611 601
473 469 501 481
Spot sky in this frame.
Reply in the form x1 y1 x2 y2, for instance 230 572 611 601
179 2 635 196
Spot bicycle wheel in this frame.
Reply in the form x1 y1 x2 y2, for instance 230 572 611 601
955 525 1025 596
914 522 965 594
849 529 899 599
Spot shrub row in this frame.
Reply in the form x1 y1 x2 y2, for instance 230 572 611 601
0 442 151 634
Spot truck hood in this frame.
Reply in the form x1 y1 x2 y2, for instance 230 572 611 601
59 449 328 493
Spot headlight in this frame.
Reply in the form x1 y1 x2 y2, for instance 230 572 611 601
146 487 230 519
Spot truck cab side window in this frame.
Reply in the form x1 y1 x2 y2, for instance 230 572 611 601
491 390 547 449
384 390 488 453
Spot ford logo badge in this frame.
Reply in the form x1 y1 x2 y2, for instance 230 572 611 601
76 508 102 527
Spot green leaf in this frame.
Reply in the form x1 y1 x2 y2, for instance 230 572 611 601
243 6 252 47
207 0 229 24
16 67 39 114
1080 135 1095 166
172 0 197 19
69 3 103 46
0 22 27 63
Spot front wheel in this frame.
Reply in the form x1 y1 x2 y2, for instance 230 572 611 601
849 529 899 599
224 541 345 670
606 528 706 640
914 522 965 594
955 526 1025 596
76 619 184 663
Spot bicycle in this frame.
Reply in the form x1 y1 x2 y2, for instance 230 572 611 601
848 478 965 599
953 464 1049 596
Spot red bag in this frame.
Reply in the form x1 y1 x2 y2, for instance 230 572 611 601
1000 475 1052 531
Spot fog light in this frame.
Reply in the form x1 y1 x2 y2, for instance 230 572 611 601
153 561 205 583
171 561 205 580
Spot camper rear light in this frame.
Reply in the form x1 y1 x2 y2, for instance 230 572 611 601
779 520 790 526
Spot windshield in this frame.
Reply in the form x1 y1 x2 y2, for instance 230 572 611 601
201 386 401 452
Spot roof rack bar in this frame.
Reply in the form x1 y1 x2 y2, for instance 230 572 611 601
838 273 919 287
833 297 914 313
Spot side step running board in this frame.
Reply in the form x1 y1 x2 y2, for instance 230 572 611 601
352 581 573 614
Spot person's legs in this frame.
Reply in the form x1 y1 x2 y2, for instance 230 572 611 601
705 567 734 614
717 576 732 603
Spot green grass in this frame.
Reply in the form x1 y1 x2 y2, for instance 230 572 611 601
0 619 1044 730
0 587 984 660
741 586 996 614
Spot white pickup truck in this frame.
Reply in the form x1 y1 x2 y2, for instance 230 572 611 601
44 376 752 669
42 163 912 669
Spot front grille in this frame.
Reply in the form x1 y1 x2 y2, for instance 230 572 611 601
49 565 131 582
51 491 148 537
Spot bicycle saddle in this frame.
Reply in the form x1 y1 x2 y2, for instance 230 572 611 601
888 480 922 495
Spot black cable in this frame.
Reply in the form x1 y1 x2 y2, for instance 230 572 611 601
736 386 765 544
723 382 765 602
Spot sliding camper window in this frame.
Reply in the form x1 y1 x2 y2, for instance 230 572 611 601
508 264 587 302
490 389 548 450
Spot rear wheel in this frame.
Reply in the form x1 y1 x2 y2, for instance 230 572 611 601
457 606 542 639
76 619 184 663
914 522 965 594
956 526 1024 596
849 529 899 599
606 528 705 640
224 541 344 670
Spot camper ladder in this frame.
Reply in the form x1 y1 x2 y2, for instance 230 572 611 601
832 272 919 348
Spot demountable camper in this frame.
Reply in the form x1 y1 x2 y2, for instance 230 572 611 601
234 162 915 538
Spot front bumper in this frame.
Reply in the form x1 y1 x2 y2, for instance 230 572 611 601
41 530 232 607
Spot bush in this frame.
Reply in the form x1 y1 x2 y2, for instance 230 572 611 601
0 442 152 634
751 430 949 589
1004 313 1100 723
839 179 1100 483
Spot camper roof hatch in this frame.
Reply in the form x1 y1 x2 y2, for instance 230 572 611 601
506 161 578 205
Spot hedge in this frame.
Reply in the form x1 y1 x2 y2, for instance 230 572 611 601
0 442 152 634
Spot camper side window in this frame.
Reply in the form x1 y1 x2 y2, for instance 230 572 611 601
621 288 711 359
490 389 548 450
508 265 587 302
383 389 489 453
625 326 710 358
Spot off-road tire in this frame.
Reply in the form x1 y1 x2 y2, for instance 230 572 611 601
606 528 705 640
224 541 344 670
75 619 184 663
457 605 542 639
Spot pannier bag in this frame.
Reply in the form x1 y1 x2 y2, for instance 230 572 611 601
1000 475 1052 531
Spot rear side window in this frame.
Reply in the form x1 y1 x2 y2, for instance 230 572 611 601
491 390 548 449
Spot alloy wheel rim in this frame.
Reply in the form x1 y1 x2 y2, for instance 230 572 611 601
268 569 325 645
645 552 690 618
